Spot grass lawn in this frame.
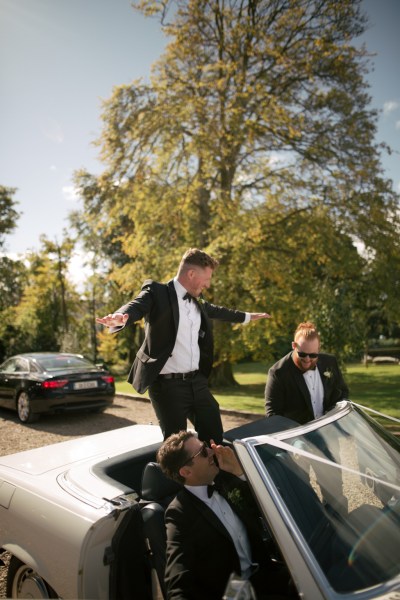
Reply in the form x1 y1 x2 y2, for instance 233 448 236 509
115 361 400 420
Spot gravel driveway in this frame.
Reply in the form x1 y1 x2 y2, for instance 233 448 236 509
0 394 261 598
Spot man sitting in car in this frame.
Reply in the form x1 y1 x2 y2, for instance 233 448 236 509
157 431 293 600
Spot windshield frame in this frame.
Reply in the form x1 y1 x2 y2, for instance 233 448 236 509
233 401 400 599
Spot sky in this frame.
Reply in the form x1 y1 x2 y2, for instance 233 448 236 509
1 0 399 264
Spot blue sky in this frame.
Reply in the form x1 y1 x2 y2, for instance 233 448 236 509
1 0 399 259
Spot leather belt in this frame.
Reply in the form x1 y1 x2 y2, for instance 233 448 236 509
158 370 199 380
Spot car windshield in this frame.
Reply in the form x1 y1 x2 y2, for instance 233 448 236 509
36 355 95 371
253 406 400 594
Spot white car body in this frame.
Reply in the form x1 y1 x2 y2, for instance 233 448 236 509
0 402 399 599
0 425 163 598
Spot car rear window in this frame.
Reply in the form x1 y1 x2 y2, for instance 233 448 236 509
38 355 94 370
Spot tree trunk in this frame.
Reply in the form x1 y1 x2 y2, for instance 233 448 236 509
209 361 239 387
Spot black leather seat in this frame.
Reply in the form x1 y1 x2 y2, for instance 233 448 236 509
140 462 182 598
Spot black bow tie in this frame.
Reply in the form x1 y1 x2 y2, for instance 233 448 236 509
183 292 193 302
207 484 216 498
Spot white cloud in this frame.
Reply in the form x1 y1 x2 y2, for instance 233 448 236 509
1 252 25 262
62 185 80 202
396 120 400 130
383 101 399 116
68 250 94 290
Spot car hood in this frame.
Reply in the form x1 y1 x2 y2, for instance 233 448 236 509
0 424 162 476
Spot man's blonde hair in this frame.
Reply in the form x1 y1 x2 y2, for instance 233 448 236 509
294 321 320 344
178 248 219 275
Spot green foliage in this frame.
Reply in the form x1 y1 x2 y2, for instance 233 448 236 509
70 0 400 373
3 2 399 371
0 238 83 358
0 186 19 248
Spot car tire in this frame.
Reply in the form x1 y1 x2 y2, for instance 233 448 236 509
6 556 58 598
16 391 38 424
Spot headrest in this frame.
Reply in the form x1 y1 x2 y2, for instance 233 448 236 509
141 461 182 502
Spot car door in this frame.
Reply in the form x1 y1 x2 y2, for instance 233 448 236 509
77 494 153 600
0 358 20 408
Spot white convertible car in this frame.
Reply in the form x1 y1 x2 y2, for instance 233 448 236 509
0 401 399 599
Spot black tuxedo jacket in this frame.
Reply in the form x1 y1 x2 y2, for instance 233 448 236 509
164 473 266 600
112 279 246 393
265 352 349 424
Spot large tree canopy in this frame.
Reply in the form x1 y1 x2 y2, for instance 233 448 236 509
73 0 400 369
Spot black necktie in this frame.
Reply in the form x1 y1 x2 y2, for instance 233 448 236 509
183 292 193 302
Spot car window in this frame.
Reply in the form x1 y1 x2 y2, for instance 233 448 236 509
38 355 95 370
15 358 29 372
1 358 19 373
254 408 400 594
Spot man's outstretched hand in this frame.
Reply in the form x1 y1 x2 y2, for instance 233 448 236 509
96 313 129 328
249 312 271 321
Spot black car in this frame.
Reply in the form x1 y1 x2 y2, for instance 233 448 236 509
0 352 115 423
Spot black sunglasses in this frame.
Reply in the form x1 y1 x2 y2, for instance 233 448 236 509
297 351 319 359
183 442 208 466
295 344 319 359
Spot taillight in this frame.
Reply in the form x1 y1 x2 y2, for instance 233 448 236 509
42 379 68 389
101 376 115 384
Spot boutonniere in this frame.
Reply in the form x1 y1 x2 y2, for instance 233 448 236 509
227 488 245 511
323 369 333 379
197 295 205 306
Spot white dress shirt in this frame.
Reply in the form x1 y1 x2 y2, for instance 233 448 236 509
160 278 251 375
303 367 324 418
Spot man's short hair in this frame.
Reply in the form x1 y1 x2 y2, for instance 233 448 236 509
294 321 320 344
157 430 196 484
179 248 219 273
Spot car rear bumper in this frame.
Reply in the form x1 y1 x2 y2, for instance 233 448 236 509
31 391 114 414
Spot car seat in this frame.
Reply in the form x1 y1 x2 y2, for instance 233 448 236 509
140 462 182 598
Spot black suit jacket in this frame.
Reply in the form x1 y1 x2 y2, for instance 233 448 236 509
112 279 246 393
164 473 266 600
265 352 349 424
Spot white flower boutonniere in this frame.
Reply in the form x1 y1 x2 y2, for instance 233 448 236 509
323 369 333 380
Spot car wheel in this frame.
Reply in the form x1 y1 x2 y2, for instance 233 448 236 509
16 391 38 423
6 556 57 598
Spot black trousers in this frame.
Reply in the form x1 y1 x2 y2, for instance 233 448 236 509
148 372 223 443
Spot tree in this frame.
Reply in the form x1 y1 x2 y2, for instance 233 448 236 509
0 185 19 248
40 236 75 335
0 237 83 355
73 0 399 377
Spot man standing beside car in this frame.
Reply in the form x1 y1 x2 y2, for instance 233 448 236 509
96 248 270 443
265 321 349 512
265 321 349 424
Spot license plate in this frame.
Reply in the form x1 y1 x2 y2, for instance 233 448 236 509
74 380 98 390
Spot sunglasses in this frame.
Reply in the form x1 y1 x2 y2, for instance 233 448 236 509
183 442 209 466
295 344 319 359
